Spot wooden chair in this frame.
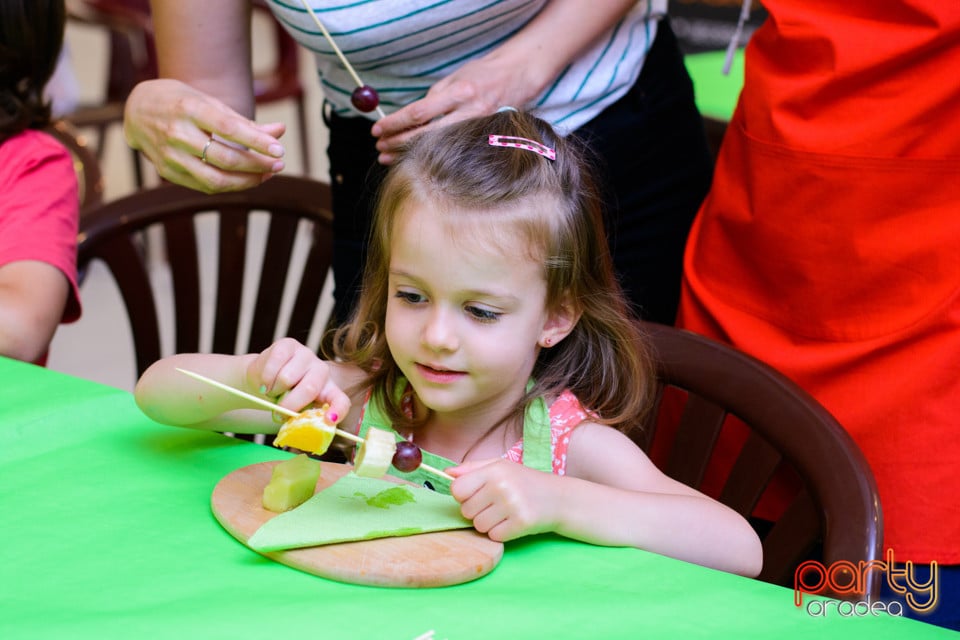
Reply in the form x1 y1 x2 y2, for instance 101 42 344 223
636 322 883 596
76 176 334 383
46 120 105 214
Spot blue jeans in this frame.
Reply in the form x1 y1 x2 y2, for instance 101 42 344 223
879 563 960 631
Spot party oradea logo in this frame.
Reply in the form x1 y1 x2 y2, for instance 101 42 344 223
794 549 938 618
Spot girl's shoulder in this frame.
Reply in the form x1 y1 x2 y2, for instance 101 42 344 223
0 129 71 172
549 389 592 432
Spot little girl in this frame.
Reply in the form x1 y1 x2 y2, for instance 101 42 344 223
135 110 762 577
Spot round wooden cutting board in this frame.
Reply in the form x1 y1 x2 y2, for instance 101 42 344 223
211 460 503 587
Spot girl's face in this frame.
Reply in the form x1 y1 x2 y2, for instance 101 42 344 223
384 198 559 424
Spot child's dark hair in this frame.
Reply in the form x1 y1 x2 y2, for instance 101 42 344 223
333 110 656 434
0 0 66 144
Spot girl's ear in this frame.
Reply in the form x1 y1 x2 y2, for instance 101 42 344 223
538 293 581 348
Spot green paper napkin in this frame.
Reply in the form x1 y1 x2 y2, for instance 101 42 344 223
248 474 472 552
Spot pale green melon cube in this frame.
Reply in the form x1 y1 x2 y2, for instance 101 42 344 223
262 454 322 513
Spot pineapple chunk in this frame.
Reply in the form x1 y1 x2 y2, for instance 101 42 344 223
262 454 322 512
273 406 335 455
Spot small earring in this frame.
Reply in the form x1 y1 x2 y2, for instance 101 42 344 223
543 337 552 347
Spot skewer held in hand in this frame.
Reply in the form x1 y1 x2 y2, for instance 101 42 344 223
174 368 453 481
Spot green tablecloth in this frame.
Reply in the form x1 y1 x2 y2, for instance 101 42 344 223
1 358 949 639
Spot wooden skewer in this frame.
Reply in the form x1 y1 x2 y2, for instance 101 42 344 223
176 368 360 443
297 0 388 120
411 461 452 481
175 368 454 481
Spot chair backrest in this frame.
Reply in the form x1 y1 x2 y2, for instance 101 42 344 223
46 120 104 213
635 322 883 596
77 176 334 378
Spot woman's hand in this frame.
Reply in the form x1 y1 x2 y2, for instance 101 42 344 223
369 0 638 164
370 54 541 165
245 338 352 423
448 459 561 542
123 78 287 193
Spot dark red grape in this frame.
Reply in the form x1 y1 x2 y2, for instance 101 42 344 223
351 85 380 112
392 440 422 472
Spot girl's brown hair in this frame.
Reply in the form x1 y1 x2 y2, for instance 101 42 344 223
0 0 66 144
331 110 655 434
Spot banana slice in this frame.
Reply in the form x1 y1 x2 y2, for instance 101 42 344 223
354 427 397 478
274 405 336 455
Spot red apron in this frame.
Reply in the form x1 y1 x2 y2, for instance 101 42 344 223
677 0 960 563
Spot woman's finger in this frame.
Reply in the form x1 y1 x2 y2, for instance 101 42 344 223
125 79 287 192
191 134 285 175
156 149 274 193
174 90 286 160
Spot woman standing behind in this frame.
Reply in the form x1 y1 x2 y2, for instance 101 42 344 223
677 0 960 629
0 0 81 364
123 1 712 325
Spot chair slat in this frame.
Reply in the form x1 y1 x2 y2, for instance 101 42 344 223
719 432 783 516
286 223 334 346
665 393 727 488
247 213 299 352
213 209 248 354
95 234 161 376
163 217 202 354
758 488 820 586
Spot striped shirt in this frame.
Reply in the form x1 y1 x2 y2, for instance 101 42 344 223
265 0 666 134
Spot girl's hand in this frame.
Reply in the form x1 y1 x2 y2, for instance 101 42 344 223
123 79 287 193
448 459 561 542
245 338 351 424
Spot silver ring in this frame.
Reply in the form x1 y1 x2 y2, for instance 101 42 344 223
200 137 215 164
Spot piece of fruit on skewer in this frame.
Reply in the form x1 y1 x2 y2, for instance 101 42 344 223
273 404 337 454
353 430 450 481
274 406 449 481
297 0 383 117
174 368 453 481
353 426 396 478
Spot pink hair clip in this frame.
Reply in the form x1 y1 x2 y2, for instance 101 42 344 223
488 135 556 161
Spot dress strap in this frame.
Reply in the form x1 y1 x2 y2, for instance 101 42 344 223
520 396 552 473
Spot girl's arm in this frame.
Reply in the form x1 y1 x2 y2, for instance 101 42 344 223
134 339 362 435
449 424 763 577
0 262 69 363
372 0 638 162
123 0 286 193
